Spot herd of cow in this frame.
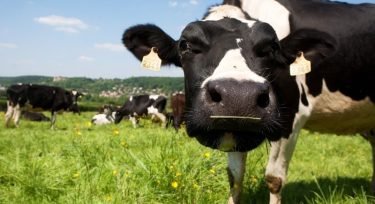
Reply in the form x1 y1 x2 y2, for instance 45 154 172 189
4 83 186 131
3 0 375 203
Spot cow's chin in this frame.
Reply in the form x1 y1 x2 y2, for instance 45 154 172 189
191 130 266 152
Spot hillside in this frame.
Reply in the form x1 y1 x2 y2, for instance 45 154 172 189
0 76 184 110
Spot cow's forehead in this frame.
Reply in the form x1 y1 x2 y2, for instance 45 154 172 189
72 90 78 96
203 5 256 28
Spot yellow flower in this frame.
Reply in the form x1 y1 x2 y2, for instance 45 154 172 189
171 181 178 188
113 129 120 136
112 170 118 176
175 172 182 177
73 172 80 178
104 194 112 201
193 183 200 189
203 152 211 158
120 140 127 147
86 121 92 128
209 168 215 174
76 131 82 136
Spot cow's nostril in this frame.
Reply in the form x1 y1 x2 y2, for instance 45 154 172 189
257 92 270 109
208 85 222 103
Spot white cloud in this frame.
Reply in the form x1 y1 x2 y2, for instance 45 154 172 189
0 43 18 49
94 43 124 52
169 0 178 7
78 55 94 62
55 27 79 33
190 0 198 5
34 15 88 33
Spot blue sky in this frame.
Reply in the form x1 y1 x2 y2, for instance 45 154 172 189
0 0 372 79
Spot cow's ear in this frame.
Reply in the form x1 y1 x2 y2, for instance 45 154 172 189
123 24 181 67
280 29 336 65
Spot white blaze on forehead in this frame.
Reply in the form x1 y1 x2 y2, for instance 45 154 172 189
129 96 133 101
149 95 159 100
242 0 290 39
72 90 78 95
203 5 256 28
201 48 266 88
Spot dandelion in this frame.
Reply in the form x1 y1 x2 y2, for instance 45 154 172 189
193 183 200 189
120 140 127 147
104 194 112 201
209 168 215 174
171 181 178 189
112 169 118 176
76 131 82 136
175 172 182 177
86 121 92 128
73 172 80 178
203 152 211 159
113 129 120 136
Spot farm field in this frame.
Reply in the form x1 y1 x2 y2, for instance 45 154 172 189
0 112 374 203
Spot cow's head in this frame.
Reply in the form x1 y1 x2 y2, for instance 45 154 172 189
69 90 83 114
123 5 336 151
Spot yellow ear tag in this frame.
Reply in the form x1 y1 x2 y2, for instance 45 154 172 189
141 47 161 71
290 52 311 76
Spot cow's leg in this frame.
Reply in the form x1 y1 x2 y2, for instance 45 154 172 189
265 129 300 204
361 130 375 194
50 111 57 129
227 152 247 204
154 112 166 128
12 104 22 127
129 116 138 128
5 101 14 127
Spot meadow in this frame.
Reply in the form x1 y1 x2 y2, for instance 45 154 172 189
0 111 374 204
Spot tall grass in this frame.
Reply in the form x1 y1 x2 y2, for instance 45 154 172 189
0 112 373 203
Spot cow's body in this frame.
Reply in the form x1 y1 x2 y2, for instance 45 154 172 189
170 92 185 131
92 105 116 125
21 111 50 122
123 0 375 203
114 94 167 128
5 84 81 128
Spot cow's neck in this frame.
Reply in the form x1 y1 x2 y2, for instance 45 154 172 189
240 0 291 39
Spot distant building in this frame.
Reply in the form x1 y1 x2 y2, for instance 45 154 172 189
53 76 66 82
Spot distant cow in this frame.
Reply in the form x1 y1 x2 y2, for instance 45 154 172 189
170 92 185 131
92 105 116 125
21 111 50 122
114 94 167 128
5 84 82 128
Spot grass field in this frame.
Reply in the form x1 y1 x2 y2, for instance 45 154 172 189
0 112 374 203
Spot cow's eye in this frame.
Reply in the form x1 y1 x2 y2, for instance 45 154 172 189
179 40 191 54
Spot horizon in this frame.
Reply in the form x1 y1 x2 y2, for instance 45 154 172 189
0 0 372 78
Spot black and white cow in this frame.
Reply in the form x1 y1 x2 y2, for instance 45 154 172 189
21 111 51 122
122 1 375 203
5 84 82 128
114 94 167 127
91 105 116 125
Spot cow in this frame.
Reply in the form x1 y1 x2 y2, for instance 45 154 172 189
114 94 167 128
122 1 375 203
5 84 82 129
170 92 185 131
91 105 116 125
21 111 50 122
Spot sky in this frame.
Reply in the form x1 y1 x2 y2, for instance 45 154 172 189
0 0 372 79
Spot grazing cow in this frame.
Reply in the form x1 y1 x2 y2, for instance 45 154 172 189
5 84 82 128
122 1 375 203
21 111 50 122
92 105 116 125
170 92 185 131
114 94 167 128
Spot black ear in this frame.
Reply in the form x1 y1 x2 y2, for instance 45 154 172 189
222 0 242 7
280 29 336 65
123 24 181 67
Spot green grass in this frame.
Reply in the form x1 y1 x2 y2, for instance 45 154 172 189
0 112 373 203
